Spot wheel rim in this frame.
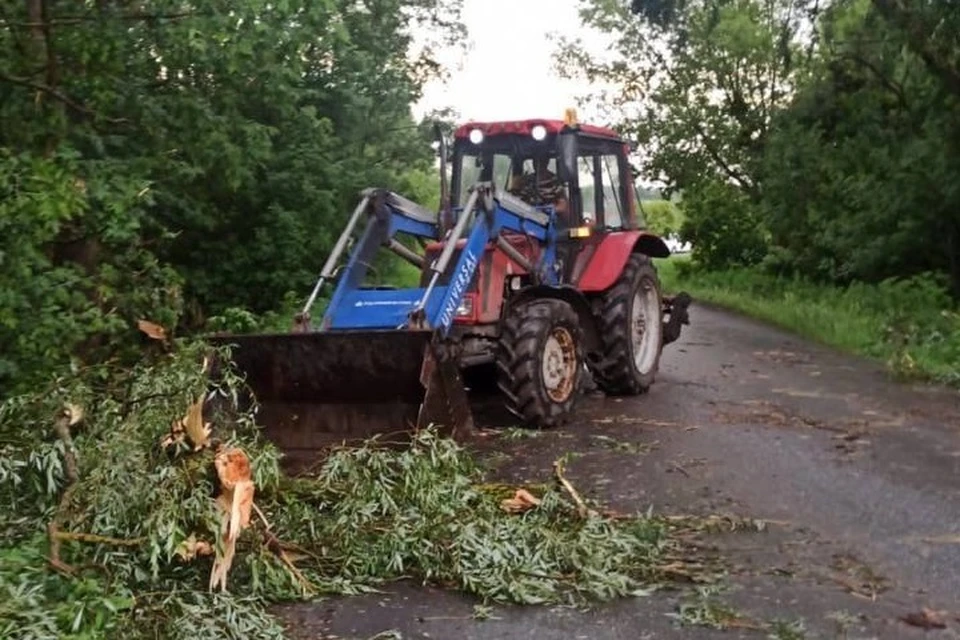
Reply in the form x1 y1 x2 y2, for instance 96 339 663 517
541 327 577 403
631 278 662 375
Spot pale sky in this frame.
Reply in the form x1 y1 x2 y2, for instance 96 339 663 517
412 0 615 124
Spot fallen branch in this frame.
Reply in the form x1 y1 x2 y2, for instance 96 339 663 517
48 404 83 575
51 531 146 547
252 503 315 595
552 458 595 518
669 461 691 477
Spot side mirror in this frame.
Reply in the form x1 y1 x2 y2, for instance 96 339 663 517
556 130 579 182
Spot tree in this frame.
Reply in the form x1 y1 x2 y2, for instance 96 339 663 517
561 0 960 294
557 0 815 267
0 0 466 396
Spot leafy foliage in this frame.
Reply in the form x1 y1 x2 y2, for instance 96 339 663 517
0 340 683 638
678 179 768 269
560 0 960 300
0 0 461 397
639 199 684 237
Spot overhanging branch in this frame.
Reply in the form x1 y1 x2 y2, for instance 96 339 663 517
0 70 127 124
0 11 199 28
871 0 960 98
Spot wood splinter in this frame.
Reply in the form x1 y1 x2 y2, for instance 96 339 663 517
552 458 596 518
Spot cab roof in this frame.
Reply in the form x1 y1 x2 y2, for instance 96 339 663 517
453 119 622 141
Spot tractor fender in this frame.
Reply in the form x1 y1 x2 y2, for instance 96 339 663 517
576 230 670 293
505 285 601 354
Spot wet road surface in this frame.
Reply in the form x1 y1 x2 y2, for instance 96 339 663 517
276 303 960 639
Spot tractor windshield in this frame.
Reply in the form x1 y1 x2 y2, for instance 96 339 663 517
455 152 515 204
456 150 573 227
456 153 563 205
450 130 632 230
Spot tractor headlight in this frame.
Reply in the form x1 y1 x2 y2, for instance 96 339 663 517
469 128 484 145
531 124 547 141
456 295 474 318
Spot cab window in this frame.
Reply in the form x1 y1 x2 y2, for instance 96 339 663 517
600 154 625 229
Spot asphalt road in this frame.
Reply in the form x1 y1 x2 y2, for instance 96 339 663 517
276 303 960 639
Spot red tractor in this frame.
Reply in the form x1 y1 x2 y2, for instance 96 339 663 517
211 111 690 459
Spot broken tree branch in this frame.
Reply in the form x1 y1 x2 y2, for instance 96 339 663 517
252 503 315 595
48 405 82 575
552 458 595 518
51 531 146 547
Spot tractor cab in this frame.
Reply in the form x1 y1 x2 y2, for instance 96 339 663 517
449 113 642 235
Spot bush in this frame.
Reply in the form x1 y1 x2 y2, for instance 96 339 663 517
0 150 183 400
679 180 768 271
641 199 685 237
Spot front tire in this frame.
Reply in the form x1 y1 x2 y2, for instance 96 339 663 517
591 253 664 395
496 299 583 427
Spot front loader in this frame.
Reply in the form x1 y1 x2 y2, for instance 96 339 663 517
208 111 691 466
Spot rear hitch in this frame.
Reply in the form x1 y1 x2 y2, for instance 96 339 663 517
662 292 692 346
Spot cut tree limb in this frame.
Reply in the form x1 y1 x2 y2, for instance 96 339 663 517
553 458 596 518
51 531 146 547
48 404 82 575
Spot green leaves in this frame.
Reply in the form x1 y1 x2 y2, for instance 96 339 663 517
0 340 679 638
565 0 960 306
271 430 673 606
0 0 467 394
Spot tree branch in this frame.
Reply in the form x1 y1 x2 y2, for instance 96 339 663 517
0 11 198 28
839 52 910 110
48 407 81 575
871 0 960 98
690 118 758 194
0 70 128 124
51 531 146 547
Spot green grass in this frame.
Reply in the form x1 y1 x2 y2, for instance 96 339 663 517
656 255 960 386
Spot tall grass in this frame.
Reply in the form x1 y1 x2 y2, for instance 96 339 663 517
657 256 960 385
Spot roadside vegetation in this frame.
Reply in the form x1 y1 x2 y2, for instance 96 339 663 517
561 0 960 385
658 256 960 385
0 0 456 400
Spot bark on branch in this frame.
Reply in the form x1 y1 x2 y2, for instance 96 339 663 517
1 11 198 28
0 70 128 124
48 407 80 575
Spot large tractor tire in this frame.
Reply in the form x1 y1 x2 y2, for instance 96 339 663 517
496 299 584 428
591 253 664 395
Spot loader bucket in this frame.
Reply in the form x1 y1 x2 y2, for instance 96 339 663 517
207 330 474 470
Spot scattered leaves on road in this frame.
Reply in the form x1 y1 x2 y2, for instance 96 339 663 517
900 607 948 630
589 434 659 454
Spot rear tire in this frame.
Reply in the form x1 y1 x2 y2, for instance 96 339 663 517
591 253 664 395
496 299 583 427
